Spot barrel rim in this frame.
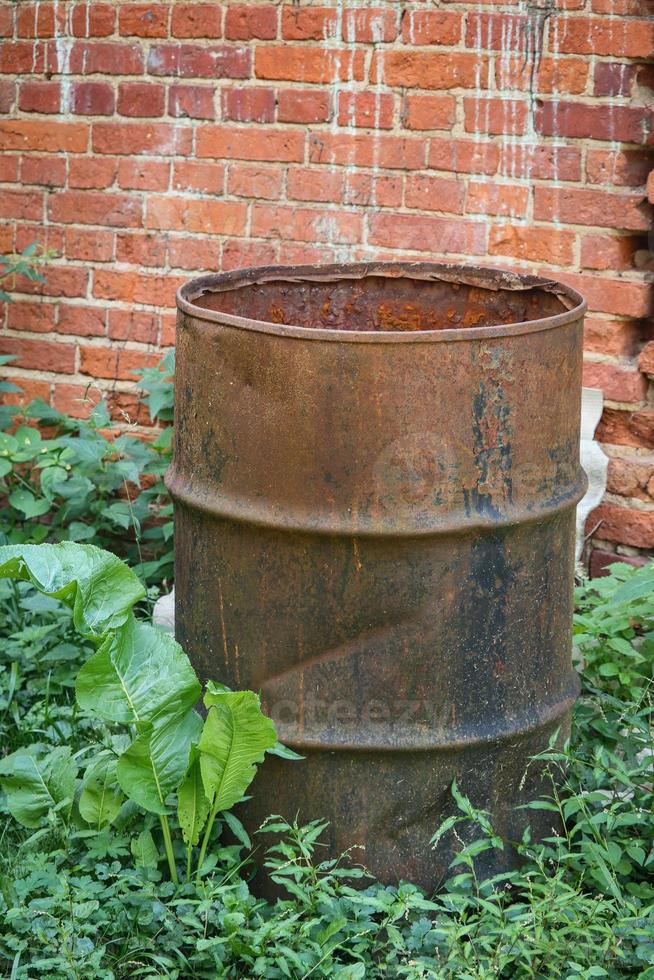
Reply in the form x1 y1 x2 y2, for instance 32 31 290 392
176 261 586 343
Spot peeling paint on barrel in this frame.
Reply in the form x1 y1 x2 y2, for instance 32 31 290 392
168 261 587 891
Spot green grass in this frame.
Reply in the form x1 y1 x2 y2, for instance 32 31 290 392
0 562 653 979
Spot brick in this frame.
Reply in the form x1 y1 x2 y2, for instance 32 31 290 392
583 318 642 358
309 132 425 170
464 97 528 136
108 309 158 344
402 95 456 132
7 300 57 334
278 242 335 265
80 347 161 381
287 168 343 204
18 80 61 114
586 149 652 188
93 122 192 156
147 43 250 78
251 205 362 245
221 238 277 271
553 272 652 318
494 57 589 96
554 18 654 59
172 4 223 38
119 4 169 38
534 187 650 232
197 126 304 163
598 408 654 449
225 5 277 40
466 182 529 218
0 154 18 181
0 188 43 221
67 41 144 75
256 47 365 84
639 341 654 376
57 304 106 337
589 548 648 578
342 8 397 43
607 455 654 501
0 78 15 113
465 12 527 51
65 227 114 262
53 383 103 419
344 172 402 209
17 2 66 37
21 154 66 187
49 191 142 228
93 269 186 306
117 82 165 117
581 234 639 271
71 81 115 116
168 237 221 270
169 83 215 120
146 196 247 235
278 89 330 124
159 312 177 346
117 158 170 191
0 377 51 409
401 11 462 46
594 63 637 98
535 100 652 145
222 87 275 123
428 139 498 176
282 6 337 40
227 164 281 199
498 144 581 182
368 214 486 255
586 502 654 549
116 231 167 267
71 4 116 37
338 92 394 130
489 224 575 266
583 360 647 403
69 157 117 189
0 41 46 75
405 175 465 214
173 160 224 194
14 223 63 255
373 51 487 90
0 337 76 374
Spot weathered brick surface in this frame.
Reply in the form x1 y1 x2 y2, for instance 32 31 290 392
0 0 653 559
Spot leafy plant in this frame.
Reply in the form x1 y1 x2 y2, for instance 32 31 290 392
0 243 55 304
0 542 279 886
1 556 653 977
0 366 174 585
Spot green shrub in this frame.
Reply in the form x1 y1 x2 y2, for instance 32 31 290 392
0 354 175 586
0 556 653 978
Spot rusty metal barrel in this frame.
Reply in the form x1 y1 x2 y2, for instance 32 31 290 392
168 262 587 890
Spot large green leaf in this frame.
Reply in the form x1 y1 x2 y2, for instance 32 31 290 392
78 752 124 829
7 489 51 519
76 619 201 726
116 710 203 815
0 542 144 639
177 751 210 847
198 691 277 814
0 747 77 828
613 565 654 605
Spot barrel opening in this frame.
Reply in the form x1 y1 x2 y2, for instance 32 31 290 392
191 272 571 334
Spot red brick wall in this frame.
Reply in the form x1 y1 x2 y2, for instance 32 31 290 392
0 1 653 557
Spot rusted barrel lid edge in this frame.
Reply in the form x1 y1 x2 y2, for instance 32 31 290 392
165 470 588 537
176 261 586 345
